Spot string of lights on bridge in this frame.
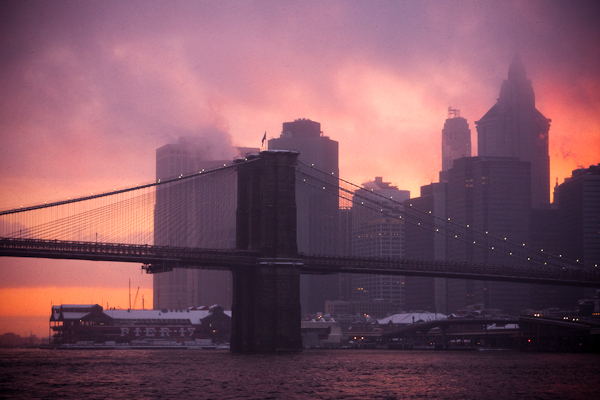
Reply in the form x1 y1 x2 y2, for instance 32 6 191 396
0 156 595 271
296 161 596 271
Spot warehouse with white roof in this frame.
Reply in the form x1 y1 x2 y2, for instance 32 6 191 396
50 304 231 345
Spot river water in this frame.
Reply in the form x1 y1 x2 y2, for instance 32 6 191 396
1 349 599 399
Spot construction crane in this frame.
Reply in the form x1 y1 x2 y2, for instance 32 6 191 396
132 286 140 309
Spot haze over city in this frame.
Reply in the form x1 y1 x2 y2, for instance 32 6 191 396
1 0 599 338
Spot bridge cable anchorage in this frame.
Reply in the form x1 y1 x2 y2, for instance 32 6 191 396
296 161 592 271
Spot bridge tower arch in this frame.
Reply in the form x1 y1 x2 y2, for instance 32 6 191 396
231 150 302 352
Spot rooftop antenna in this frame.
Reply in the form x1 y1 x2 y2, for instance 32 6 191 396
447 107 460 119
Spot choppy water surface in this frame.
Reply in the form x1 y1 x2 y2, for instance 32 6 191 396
1 349 599 399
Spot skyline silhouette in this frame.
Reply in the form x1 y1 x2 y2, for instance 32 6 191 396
1 0 599 338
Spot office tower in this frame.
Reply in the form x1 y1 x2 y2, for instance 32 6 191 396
475 55 551 209
153 137 257 310
403 182 447 313
441 107 471 182
555 164 600 301
338 208 354 302
557 164 600 273
352 177 410 312
268 119 340 314
528 206 576 309
446 156 531 315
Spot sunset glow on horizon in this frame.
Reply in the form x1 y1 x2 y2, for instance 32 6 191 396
0 286 153 317
1 0 599 338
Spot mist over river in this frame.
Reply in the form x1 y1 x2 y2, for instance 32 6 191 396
1 349 599 399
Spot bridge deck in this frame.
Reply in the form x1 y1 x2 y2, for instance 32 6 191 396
2 238 600 287
301 254 600 287
0 238 258 270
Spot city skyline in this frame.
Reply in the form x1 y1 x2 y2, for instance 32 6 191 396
1 0 599 337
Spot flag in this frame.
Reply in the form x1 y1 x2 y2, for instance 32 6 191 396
261 131 266 147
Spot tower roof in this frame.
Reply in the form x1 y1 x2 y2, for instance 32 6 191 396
508 54 527 82
281 118 321 138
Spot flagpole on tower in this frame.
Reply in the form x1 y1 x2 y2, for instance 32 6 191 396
261 131 267 151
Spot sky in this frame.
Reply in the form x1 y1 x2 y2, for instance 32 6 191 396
1 0 599 338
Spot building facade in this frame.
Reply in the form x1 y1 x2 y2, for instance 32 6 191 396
441 107 471 182
475 56 551 209
351 177 410 312
403 182 447 313
153 137 257 310
445 156 532 315
268 119 340 314
50 304 231 345
556 164 600 281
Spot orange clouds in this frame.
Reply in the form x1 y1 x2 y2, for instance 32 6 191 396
537 80 600 190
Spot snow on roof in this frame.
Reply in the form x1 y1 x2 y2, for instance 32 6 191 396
61 312 91 320
487 323 519 330
51 304 231 324
60 304 96 309
104 309 206 324
378 312 447 325
309 317 336 323
102 308 231 325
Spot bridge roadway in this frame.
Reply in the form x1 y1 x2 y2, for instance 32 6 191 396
300 254 600 287
2 237 600 288
0 238 259 270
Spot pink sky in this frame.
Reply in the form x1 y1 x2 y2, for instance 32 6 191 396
1 0 599 337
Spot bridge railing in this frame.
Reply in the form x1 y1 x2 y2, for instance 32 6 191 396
295 162 597 272
300 254 600 287
0 237 258 269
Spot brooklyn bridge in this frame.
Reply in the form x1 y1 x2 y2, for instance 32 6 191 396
1 151 599 352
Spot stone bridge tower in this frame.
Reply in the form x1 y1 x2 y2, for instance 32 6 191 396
231 150 302 352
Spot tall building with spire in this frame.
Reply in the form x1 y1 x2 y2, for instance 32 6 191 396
475 56 551 209
440 107 471 182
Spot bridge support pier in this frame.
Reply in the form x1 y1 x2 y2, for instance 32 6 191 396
231 264 301 352
231 151 302 352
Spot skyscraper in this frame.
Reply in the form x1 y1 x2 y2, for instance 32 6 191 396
441 107 471 182
445 156 532 315
403 182 447 313
351 177 410 311
268 119 340 314
153 137 256 311
475 55 551 209
556 164 600 269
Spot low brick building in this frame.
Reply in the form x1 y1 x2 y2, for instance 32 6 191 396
50 304 231 345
